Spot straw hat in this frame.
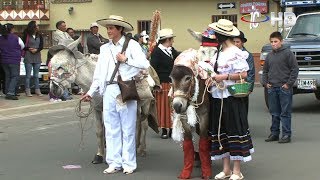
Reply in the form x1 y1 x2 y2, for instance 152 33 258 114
96 15 133 32
158 28 175 40
208 19 240 37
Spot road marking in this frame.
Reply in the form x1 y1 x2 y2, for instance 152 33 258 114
0 107 76 121
26 121 79 133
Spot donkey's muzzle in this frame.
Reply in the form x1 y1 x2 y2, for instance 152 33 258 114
173 102 183 114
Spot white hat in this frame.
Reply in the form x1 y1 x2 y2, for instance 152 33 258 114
208 19 240 37
90 22 98 28
96 15 133 32
158 28 176 40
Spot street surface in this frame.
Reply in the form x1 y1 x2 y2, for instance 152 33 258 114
0 87 319 180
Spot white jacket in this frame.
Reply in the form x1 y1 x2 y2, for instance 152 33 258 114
87 36 150 97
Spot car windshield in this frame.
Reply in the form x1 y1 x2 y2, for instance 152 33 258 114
287 14 320 38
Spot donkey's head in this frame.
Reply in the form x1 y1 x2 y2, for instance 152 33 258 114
49 38 82 97
170 65 196 114
170 49 199 114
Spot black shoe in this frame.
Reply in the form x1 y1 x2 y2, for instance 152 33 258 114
168 128 172 138
161 128 168 139
278 135 291 143
265 134 279 142
91 154 103 164
5 95 18 100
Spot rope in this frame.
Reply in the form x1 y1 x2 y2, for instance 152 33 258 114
74 99 95 149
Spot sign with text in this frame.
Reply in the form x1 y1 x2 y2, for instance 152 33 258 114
52 0 92 3
217 2 236 9
240 0 269 14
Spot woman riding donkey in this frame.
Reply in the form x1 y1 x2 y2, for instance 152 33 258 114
208 19 254 180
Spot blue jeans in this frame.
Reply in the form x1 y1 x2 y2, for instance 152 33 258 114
267 87 293 136
2 64 20 95
25 63 41 89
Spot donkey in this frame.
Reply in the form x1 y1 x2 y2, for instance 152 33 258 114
48 40 159 163
170 49 212 179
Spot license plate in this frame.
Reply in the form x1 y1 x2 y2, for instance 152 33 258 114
297 79 317 90
42 74 49 81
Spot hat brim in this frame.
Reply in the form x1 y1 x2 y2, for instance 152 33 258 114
97 18 133 32
209 22 240 37
159 35 176 40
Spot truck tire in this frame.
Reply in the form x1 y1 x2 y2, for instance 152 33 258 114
264 87 269 109
315 90 320 100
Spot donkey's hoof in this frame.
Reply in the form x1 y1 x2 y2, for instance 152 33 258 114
91 154 103 164
137 149 147 157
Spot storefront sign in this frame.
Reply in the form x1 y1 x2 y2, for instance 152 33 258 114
52 0 92 3
240 0 269 14
241 5 270 29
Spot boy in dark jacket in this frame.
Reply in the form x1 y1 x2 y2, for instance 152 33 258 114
262 31 298 143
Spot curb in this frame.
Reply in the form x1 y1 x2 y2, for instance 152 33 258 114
0 99 81 119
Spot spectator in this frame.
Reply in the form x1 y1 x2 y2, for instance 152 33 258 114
263 31 298 143
0 23 25 100
86 22 108 54
22 20 44 97
233 31 255 113
82 15 150 175
150 28 179 139
67 27 84 53
52 20 73 46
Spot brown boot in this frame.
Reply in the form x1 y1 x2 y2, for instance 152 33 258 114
35 89 43 96
25 88 32 97
178 139 194 179
199 137 212 179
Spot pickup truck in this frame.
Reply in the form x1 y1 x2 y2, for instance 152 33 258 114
259 12 320 107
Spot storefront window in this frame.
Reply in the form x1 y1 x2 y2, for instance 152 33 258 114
212 14 238 27
0 0 46 10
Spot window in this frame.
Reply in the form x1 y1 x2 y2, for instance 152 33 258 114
212 14 238 27
137 20 151 34
1 0 46 10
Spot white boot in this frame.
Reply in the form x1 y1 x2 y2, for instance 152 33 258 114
25 88 32 97
35 89 43 96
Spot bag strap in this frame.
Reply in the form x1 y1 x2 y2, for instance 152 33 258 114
109 35 131 82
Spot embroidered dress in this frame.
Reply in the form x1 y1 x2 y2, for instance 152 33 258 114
209 46 254 162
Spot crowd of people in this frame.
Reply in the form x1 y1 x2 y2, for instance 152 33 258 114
0 14 298 179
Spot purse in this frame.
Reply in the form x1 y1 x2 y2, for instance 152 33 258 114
109 35 140 102
227 73 251 98
117 74 140 102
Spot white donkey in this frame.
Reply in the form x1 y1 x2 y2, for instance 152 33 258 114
49 39 159 164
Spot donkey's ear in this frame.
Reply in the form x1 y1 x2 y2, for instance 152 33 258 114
187 29 202 42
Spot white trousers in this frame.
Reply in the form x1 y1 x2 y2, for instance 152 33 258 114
103 84 137 170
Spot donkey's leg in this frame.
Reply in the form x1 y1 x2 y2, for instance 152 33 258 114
178 119 194 179
92 109 105 164
136 101 142 155
198 114 212 179
137 99 151 157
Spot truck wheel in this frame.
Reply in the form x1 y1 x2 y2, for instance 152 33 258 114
264 87 269 109
315 90 320 100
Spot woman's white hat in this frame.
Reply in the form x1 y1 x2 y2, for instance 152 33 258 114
96 15 133 32
208 19 240 37
158 28 176 40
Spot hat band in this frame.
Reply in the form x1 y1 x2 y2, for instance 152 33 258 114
201 42 219 47
217 25 233 32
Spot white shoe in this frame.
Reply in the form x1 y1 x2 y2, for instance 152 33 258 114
103 166 121 174
215 171 232 179
123 168 135 175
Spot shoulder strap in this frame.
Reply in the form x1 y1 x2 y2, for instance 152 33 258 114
109 35 131 82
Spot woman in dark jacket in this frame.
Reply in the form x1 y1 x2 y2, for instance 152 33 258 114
0 23 25 100
22 20 44 97
150 28 179 139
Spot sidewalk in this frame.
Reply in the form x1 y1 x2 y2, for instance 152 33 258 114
0 93 82 119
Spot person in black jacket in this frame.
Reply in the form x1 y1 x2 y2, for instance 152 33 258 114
86 22 108 54
150 28 179 139
22 20 44 97
263 31 298 143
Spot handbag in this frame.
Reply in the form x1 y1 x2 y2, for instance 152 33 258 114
227 73 251 98
109 35 140 102
117 74 140 102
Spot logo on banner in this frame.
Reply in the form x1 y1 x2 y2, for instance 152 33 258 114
240 6 270 29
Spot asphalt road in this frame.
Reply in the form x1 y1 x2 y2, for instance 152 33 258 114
0 87 320 180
